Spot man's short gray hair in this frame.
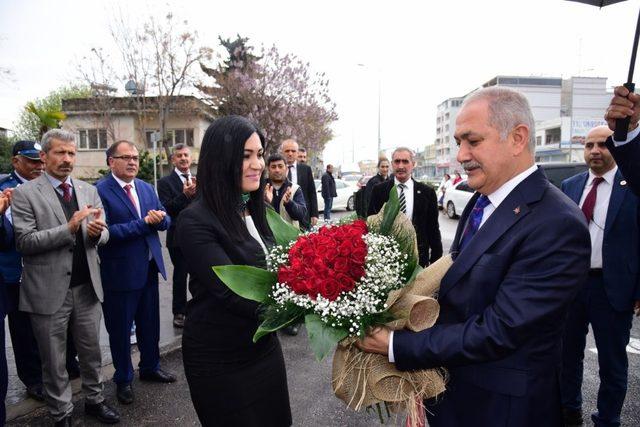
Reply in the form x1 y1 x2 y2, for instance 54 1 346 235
463 86 536 152
392 147 416 162
41 129 76 152
171 143 190 156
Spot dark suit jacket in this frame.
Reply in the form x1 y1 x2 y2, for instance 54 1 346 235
294 163 318 224
97 175 169 292
606 135 640 196
157 171 193 248
321 172 337 199
176 199 277 364
393 169 591 427
562 169 640 310
367 178 442 266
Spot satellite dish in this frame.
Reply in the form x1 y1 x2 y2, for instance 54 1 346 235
125 79 144 95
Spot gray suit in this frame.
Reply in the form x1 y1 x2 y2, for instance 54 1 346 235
11 173 109 420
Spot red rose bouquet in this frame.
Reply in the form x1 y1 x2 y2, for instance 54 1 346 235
214 187 451 424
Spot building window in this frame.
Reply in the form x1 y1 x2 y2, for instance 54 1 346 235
536 136 542 146
146 129 195 148
78 129 108 150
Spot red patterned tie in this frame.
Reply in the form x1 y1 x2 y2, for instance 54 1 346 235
123 184 138 212
58 182 72 202
581 177 604 223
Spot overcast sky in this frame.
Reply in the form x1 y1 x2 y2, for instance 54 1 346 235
1 0 638 166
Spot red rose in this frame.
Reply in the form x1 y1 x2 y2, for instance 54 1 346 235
318 278 342 301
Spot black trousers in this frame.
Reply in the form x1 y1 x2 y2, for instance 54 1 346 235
168 246 188 315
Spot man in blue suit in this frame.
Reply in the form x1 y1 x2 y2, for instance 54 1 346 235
97 141 176 406
560 125 640 427
358 86 591 427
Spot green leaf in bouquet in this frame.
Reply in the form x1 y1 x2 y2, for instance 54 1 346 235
336 212 357 225
266 206 301 246
253 304 305 342
212 265 276 303
305 314 348 362
379 185 400 235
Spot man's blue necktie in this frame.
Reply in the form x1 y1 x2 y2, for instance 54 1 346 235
459 194 491 251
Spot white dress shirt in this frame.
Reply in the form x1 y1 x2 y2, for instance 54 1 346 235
579 167 617 268
112 175 142 218
388 163 539 363
612 126 640 146
394 177 415 220
174 167 192 185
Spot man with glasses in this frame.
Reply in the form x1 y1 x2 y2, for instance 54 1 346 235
560 125 640 427
96 141 176 407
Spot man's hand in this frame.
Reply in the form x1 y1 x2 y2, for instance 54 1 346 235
0 194 9 215
605 85 640 132
2 188 13 205
144 209 166 225
264 183 273 204
634 300 640 317
183 178 197 198
282 187 292 204
311 216 318 226
68 205 101 234
355 326 390 356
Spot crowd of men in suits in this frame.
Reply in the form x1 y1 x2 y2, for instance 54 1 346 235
0 83 639 427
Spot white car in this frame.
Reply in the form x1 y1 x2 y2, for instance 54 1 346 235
316 178 356 212
442 180 475 219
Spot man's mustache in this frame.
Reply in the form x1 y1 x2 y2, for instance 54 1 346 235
461 161 482 170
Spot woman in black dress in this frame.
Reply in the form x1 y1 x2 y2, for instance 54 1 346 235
177 116 292 426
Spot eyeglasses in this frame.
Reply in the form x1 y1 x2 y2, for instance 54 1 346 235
111 155 140 162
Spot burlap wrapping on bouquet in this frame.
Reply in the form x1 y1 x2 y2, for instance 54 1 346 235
332 207 453 424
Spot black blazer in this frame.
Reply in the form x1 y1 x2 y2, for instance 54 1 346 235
368 178 443 266
157 171 193 247
176 199 276 364
295 163 318 221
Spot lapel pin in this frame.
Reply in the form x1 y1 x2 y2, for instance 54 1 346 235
513 206 521 215
621 180 627 186
417 190 421 194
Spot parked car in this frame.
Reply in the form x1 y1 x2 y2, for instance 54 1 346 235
443 180 474 219
442 163 588 219
316 178 356 212
538 162 588 188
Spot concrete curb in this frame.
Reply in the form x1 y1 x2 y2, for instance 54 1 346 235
6 335 182 422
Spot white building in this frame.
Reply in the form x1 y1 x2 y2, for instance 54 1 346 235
432 75 612 174
434 96 464 175
62 96 215 178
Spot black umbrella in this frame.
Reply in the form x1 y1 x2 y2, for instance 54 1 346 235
568 0 640 139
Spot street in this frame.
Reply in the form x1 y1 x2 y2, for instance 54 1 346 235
6 209 640 426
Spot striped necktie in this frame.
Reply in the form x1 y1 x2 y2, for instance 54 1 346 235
398 184 407 214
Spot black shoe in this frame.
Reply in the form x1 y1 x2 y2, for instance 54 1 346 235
173 314 185 328
116 383 134 405
282 325 299 336
26 383 45 401
85 401 120 424
139 368 177 383
54 415 72 427
563 407 583 426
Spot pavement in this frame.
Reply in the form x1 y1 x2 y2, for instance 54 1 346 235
5 211 640 426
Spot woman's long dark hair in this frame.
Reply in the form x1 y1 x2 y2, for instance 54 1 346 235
197 115 273 244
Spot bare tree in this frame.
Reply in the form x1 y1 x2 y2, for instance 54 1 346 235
111 12 213 175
